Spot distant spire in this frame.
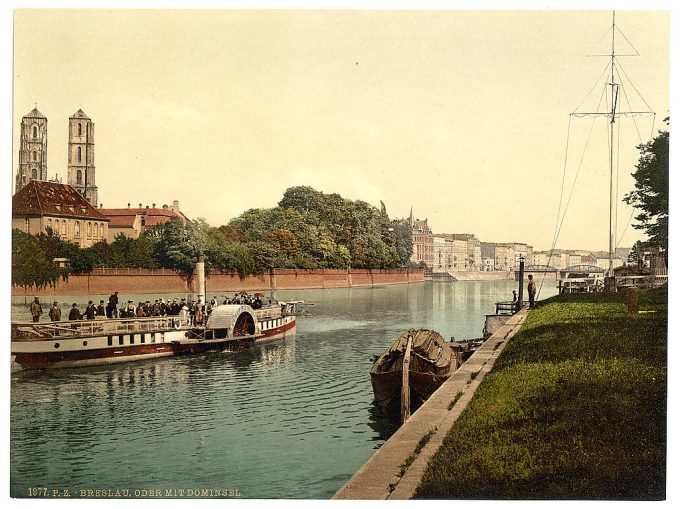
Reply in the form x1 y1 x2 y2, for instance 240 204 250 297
409 206 414 227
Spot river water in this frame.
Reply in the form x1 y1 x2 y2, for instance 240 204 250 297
10 280 558 499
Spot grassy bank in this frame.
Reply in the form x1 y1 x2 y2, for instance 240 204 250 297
414 286 667 500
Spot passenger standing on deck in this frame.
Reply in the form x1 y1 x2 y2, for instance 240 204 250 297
84 301 97 320
69 303 81 321
30 296 43 323
136 302 145 318
107 292 119 318
528 275 537 308
179 304 189 327
97 300 106 318
48 301 61 322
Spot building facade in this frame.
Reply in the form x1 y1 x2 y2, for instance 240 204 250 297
480 242 495 271
16 107 48 194
409 215 434 267
99 201 189 242
12 180 109 248
494 244 515 271
433 235 454 273
67 109 98 206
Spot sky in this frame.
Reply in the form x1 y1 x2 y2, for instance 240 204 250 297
10 7 670 252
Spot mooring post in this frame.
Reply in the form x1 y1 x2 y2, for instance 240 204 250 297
401 334 413 424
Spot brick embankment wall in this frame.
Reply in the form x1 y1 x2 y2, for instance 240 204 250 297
11 268 424 297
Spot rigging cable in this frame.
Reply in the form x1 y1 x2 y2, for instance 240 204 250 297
536 83 607 300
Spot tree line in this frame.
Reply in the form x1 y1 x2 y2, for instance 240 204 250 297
12 186 415 289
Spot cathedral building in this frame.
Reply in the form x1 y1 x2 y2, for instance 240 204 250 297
15 107 48 193
67 109 98 206
15 107 99 207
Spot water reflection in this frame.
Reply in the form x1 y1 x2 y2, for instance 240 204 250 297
11 280 558 498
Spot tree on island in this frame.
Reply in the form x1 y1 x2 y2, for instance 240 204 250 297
624 118 669 264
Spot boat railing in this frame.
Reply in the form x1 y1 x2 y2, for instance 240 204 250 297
253 307 283 320
11 316 187 341
495 301 517 315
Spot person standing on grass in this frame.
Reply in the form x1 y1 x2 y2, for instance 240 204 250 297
528 274 537 308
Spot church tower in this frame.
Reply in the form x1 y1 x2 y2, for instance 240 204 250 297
67 109 98 206
16 107 48 193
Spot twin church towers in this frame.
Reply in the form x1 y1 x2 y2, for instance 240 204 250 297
16 107 98 206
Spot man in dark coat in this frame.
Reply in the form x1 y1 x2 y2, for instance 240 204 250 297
30 296 43 323
68 303 81 321
108 291 119 318
84 301 97 320
97 300 106 318
48 301 61 322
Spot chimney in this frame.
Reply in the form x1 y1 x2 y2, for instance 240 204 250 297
139 203 142 208
172 200 179 212
127 203 130 209
152 203 156 209
99 204 103 209
162 204 167 209
146 205 149 209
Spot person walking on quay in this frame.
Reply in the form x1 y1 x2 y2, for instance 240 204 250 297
69 303 81 321
97 300 106 318
528 274 537 309
84 300 97 320
30 296 43 323
48 301 61 322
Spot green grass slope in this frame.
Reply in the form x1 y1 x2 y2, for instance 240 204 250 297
414 287 667 500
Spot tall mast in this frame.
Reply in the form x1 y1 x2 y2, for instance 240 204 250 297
608 10 618 277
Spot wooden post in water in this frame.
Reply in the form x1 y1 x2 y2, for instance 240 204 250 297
401 333 413 424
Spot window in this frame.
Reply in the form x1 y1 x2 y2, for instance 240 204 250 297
25 219 30 233
130 334 135 345
87 222 92 237
77 147 82 162
32 126 37 138
108 336 113 347
118 335 124 346
32 151 37 161
31 168 37 179
99 224 104 238
47 219 52 231
78 123 82 136
61 220 66 235
75 221 80 237
76 170 82 184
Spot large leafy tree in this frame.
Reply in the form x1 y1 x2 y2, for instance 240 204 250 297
624 119 669 252
12 229 61 289
146 218 200 278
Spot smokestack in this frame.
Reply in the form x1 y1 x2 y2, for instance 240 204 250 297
196 255 206 305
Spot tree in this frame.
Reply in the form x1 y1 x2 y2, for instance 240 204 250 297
624 119 669 253
12 229 61 289
147 219 200 278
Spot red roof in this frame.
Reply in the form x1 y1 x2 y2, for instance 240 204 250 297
99 207 188 227
12 181 108 221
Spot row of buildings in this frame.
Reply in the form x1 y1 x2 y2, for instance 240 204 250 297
12 107 188 247
408 214 627 273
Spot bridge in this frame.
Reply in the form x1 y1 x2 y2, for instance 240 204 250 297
514 264 605 281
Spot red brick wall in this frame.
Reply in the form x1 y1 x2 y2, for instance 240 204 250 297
12 268 424 297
